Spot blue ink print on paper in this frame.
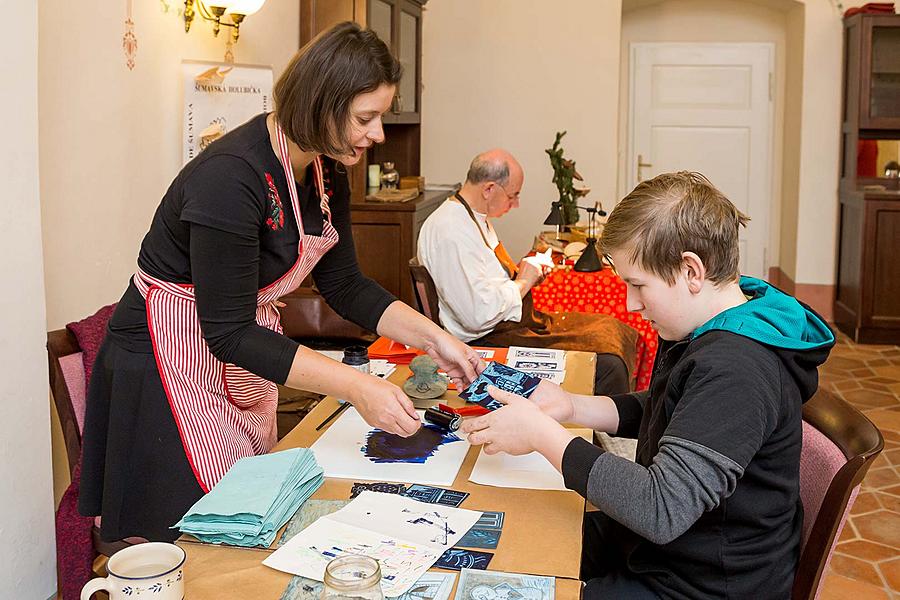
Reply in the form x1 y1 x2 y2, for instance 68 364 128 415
362 424 461 463
403 484 469 507
458 362 541 410
458 527 501 549
435 548 493 571
475 511 505 530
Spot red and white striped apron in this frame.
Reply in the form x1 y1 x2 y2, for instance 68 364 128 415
134 124 338 492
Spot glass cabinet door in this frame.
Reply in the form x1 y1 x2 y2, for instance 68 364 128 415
861 17 900 129
369 0 393 48
397 6 419 115
870 26 900 121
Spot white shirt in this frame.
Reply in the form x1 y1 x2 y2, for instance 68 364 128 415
417 200 522 342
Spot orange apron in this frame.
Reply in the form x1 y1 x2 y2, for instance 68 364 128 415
134 125 338 492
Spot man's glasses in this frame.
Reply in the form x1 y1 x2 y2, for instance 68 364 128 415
492 182 520 201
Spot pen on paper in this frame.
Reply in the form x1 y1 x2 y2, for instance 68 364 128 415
316 402 350 431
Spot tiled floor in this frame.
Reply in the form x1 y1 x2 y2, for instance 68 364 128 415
818 331 900 600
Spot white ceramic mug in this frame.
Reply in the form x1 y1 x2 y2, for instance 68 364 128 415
81 542 185 600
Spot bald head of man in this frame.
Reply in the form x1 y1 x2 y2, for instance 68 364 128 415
460 148 524 219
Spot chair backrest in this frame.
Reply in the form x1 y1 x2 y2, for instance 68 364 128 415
793 389 884 600
48 327 85 480
49 314 147 561
408 257 442 326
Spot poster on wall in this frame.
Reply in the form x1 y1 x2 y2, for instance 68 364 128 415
182 60 273 164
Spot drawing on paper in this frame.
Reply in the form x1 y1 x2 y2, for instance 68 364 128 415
403 508 457 545
362 424 461 463
454 569 555 600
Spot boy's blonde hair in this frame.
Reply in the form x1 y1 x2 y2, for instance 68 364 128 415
600 171 749 285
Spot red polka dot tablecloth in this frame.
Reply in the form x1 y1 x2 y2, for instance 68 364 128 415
531 265 658 391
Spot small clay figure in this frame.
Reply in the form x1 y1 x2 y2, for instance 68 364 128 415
402 355 449 399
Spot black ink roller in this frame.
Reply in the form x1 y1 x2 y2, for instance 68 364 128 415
424 406 462 432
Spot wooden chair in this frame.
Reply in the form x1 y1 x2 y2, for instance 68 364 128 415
48 327 139 561
408 257 442 326
793 389 884 600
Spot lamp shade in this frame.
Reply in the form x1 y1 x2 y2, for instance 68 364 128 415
573 238 603 272
543 202 564 226
225 0 265 15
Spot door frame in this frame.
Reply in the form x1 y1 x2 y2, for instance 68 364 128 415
625 41 776 275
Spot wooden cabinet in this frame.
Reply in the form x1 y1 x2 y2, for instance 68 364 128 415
835 186 900 343
368 0 422 124
298 0 426 201
834 13 900 343
350 190 451 306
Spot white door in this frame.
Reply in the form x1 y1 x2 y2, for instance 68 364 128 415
628 43 774 279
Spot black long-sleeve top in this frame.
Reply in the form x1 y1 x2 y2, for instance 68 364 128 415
107 113 395 384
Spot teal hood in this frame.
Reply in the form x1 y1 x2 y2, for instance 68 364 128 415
692 277 835 351
691 277 834 401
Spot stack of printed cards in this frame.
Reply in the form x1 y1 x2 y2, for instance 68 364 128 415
506 346 566 385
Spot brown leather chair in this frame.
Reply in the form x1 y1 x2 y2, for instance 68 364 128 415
278 287 375 345
792 389 884 599
408 257 442 326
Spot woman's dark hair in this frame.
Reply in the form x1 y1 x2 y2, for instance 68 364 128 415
274 21 402 156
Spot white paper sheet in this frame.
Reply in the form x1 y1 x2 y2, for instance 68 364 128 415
264 492 481 597
311 408 470 486
528 371 566 385
507 358 565 373
507 346 566 364
265 518 439 597
468 448 571 491
331 491 482 548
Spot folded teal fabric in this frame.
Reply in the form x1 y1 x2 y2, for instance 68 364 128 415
175 448 324 547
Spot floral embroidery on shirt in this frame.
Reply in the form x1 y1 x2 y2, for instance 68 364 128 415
265 172 284 231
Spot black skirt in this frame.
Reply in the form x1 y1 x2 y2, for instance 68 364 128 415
78 335 204 542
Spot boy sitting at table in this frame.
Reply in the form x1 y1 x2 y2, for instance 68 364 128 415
462 171 835 599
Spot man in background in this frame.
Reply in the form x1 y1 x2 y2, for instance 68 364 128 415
417 149 639 395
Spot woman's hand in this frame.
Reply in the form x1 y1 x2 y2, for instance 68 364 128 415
422 331 484 389
462 386 563 455
348 377 420 437
530 380 576 423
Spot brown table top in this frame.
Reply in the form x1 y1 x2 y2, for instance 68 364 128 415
179 351 595 599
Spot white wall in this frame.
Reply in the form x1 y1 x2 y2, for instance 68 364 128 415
421 0 624 260
39 0 300 329
1 0 56 597
793 0 846 284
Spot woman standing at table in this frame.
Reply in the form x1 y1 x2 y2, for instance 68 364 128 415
78 22 481 543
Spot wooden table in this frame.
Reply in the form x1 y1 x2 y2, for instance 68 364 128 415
179 351 596 599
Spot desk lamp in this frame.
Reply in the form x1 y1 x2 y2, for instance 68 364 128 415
542 201 565 239
572 202 606 273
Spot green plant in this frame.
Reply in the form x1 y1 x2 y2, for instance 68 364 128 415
545 131 583 226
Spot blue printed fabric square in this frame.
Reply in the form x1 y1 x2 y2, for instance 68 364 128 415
458 362 541 410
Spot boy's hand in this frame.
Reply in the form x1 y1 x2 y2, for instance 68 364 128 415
530 380 575 422
462 385 560 455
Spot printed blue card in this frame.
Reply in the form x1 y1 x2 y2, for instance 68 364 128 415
458 362 541 411
435 548 494 571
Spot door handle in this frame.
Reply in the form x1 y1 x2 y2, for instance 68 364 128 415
637 154 653 182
